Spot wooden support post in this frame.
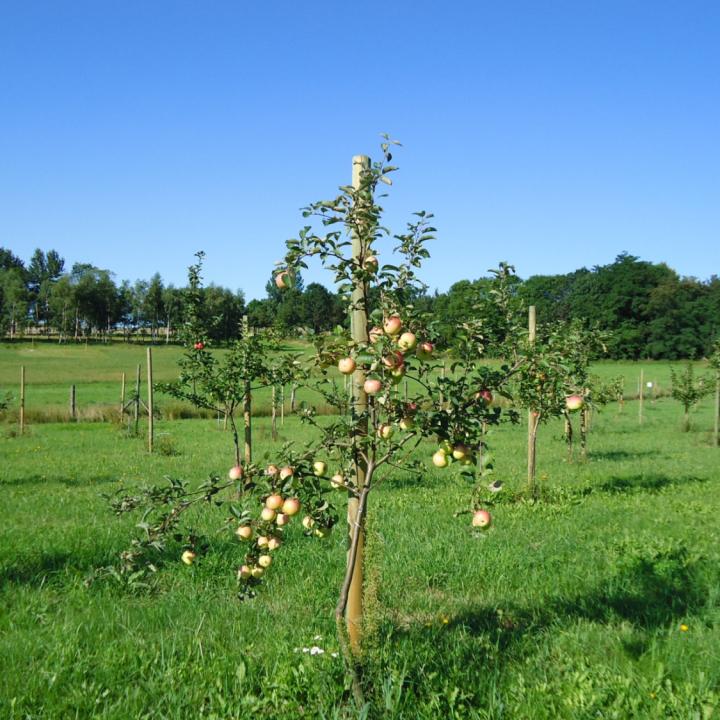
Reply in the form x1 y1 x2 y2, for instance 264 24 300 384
120 372 126 421
638 369 644 425
19 365 25 435
134 364 141 435
70 384 77 420
527 306 538 497
280 385 284 426
271 385 278 441
346 154 370 655
147 347 154 453
242 316 252 464
290 384 297 413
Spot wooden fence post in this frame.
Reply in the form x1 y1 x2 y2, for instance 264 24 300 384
134 364 141 435
147 347 154 452
527 306 538 497
638 369 644 425
120 372 126 421
19 365 25 435
70 385 77 420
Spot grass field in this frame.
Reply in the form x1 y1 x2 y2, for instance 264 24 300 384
1 346 719 719
0 341 712 423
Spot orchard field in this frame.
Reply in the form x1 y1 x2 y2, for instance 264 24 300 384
1 342 719 718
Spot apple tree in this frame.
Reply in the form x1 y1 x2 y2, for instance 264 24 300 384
160 252 304 467
670 362 712 432
243 141 521 702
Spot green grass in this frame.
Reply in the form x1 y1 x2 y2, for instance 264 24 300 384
0 341 713 424
1 387 719 718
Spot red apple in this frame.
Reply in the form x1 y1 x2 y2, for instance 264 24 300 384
369 326 383 344
432 451 449 468
266 464 279 477
416 342 434 361
281 497 300 516
382 351 405 369
338 357 356 375
235 525 253 540
265 494 284 510
565 394 584 411
193 341 204 350
383 316 402 336
363 255 379 272
364 378 382 395
260 507 277 523
390 366 405 384
452 444 470 461
275 271 291 289
377 423 394 440
238 564 251 580
397 332 417 351
475 389 493 405
472 509 492 528
279 466 294 481
228 465 243 481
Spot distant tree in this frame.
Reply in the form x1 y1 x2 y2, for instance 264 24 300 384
0 267 29 338
144 273 165 342
27 248 65 332
246 298 276 328
161 285 183 344
301 282 345 332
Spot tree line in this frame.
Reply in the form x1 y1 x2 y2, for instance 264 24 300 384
1 247 718 358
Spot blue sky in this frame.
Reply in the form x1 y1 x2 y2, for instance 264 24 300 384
1 1 718 300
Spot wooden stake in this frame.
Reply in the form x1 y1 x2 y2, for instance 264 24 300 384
147 347 154 453
242 316 252 464
70 384 76 421
19 365 25 435
271 385 278 441
527 306 538 497
120 372 126 420
280 385 285 426
134 364 141 435
346 154 370 655
290 384 297 413
638 369 644 425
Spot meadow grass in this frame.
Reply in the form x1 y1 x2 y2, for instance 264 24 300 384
0 341 712 424
1 387 719 718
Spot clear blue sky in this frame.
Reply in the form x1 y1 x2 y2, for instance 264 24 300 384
1 1 718 300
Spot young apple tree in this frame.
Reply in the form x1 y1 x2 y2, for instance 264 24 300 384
241 140 518 702
670 362 712 432
160 252 303 467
